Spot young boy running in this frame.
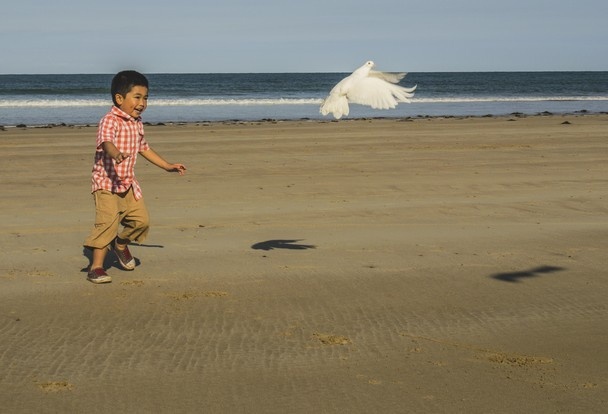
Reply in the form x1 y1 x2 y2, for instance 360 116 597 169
84 70 186 284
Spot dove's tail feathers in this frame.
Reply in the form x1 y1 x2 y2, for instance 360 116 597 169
392 84 417 102
320 94 350 119
402 84 417 94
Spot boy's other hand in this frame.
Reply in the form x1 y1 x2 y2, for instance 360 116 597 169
167 163 187 175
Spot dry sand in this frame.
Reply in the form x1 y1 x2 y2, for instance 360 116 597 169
1 115 607 413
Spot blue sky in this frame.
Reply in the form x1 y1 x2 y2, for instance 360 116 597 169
2 0 607 73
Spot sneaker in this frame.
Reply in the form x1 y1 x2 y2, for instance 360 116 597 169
87 267 112 284
112 238 136 270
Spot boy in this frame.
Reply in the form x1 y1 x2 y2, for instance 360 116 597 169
84 70 186 284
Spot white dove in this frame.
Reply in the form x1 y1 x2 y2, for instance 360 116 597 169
320 61 417 119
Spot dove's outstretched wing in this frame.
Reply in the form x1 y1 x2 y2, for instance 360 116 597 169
369 71 406 84
347 77 416 110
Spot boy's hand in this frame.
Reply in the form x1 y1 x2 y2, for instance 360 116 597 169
114 153 131 164
167 163 187 175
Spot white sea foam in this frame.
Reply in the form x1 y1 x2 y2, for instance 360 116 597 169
1 96 607 108
0 99 110 108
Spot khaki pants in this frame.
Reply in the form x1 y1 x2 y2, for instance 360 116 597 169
83 188 150 249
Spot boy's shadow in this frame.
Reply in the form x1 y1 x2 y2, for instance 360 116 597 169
81 247 144 272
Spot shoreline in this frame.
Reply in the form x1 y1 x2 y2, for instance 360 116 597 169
1 109 606 129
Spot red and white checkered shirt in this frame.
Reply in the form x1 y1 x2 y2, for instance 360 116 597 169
91 106 150 200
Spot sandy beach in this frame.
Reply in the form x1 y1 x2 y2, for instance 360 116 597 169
1 115 607 413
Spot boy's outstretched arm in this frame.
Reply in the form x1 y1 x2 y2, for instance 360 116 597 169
101 141 131 164
140 148 187 175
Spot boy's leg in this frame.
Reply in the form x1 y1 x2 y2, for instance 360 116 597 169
84 190 121 283
90 246 109 270
84 190 122 248
119 189 150 244
112 188 150 270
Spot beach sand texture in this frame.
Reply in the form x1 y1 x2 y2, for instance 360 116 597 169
1 116 607 413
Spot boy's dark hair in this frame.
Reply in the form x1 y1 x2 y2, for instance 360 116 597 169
111 70 149 105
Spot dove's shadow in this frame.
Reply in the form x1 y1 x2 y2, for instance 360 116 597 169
490 265 565 283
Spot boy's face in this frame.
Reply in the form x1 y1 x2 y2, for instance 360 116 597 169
115 85 148 118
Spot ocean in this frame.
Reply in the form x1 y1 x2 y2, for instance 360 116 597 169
0 72 607 126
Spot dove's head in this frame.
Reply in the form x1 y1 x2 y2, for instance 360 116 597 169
353 60 375 76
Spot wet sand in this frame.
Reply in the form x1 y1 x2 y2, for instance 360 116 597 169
1 115 607 413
